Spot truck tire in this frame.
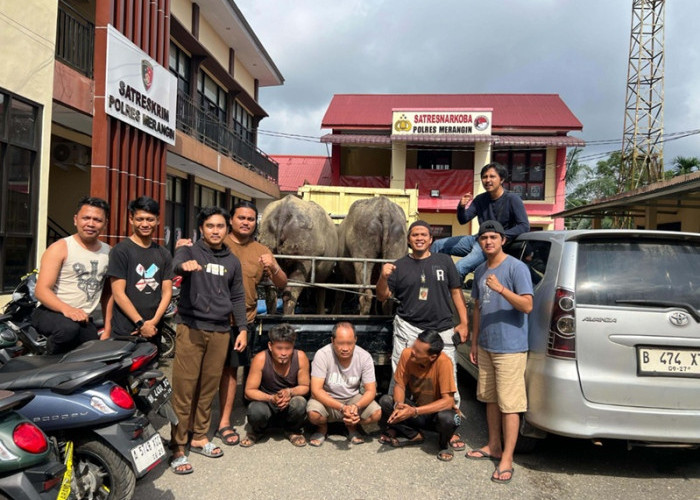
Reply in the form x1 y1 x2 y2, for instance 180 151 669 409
73 439 135 500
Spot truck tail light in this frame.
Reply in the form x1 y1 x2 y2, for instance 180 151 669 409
547 288 576 359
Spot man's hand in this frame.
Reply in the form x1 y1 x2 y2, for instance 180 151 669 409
99 331 111 341
138 320 158 338
342 404 360 425
62 306 89 323
455 323 469 343
469 342 479 365
387 402 417 424
459 193 473 207
273 388 292 409
381 263 396 280
259 254 275 274
233 329 247 352
175 238 193 248
180 260 202 272
485 273 503 293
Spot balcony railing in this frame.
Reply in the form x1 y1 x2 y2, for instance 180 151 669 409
56 1 94 78
176 91 279 183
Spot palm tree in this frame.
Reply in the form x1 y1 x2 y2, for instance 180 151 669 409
669 156 700 177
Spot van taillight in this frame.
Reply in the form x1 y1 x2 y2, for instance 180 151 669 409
547 288 576 359
13 422 48 454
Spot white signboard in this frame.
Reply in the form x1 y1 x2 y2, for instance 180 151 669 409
392 109 492 136
105 25 177 145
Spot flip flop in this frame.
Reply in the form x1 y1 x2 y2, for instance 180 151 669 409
240 433 259 448
390 435 424 448
287 432 307 447
309 432 327 447
491 467 514 484
215 426 240 446
466 449 502 461
437 449 454 462
347 430 365 445
170 455 193 475
189 442 223 458
378 433 395 445
449 433 466 451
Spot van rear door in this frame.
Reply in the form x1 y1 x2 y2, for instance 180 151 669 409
573 234 700 410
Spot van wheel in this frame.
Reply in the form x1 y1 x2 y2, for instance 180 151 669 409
72 439 135 500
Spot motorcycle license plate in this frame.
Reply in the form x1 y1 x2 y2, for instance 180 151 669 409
130 433 166 474
145 377 172 408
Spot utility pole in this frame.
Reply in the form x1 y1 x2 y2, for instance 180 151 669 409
619 0 665 200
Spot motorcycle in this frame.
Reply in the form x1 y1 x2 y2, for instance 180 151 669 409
159 274 181 359
0 390 66 500
0 360 166 500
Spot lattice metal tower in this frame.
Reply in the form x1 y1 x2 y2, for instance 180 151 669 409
620 0 665 192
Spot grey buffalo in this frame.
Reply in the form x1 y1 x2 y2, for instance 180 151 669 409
258 195 338 314
337 196 408 314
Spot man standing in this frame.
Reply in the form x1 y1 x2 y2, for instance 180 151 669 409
215 201 287 447
376 220 468 450
431 163 530 281
242 323 309 448
169 207 247 475
379 330 459 461
306 322 381 446
32 197 111 353
105 196 173 355
466 220 533 485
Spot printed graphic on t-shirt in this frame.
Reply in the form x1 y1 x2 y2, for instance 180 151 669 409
205 263 227 276
433 266 445 282
135 263 160 293
327 372 359 389
74 261 107 302
480 275 492 305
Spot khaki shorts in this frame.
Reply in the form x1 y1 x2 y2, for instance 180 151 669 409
476 347 528 413
306 394 381 422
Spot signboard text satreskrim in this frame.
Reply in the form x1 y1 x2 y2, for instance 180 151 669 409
105 25 177 145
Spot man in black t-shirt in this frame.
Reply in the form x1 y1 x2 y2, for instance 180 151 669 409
376 220 469 451
105 196 173 355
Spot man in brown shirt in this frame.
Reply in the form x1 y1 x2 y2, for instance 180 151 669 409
216 201 287 447
379 329 460 461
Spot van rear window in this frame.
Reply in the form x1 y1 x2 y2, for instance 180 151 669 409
575 239 700 307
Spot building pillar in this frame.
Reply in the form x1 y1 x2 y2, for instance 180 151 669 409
472 141 491 196
390 142 407 189
645 205 658 229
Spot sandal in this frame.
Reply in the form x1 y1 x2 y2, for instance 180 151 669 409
379 430 397 445
189 441 223 458
390 434 424 448
240 433 259 448
287 432 307 447
347 430 365 445
309 432 327 447
437 449 454 462
170 454 193 475
215 426 240 446
491 467 514 484
449 433 466 451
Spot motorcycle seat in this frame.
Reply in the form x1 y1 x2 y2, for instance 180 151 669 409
0 361 117 392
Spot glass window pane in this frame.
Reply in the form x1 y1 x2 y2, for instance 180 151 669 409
2 236 33 292
169 43 177 72
9 99 37 146
179 51 189 80
5 146 33 233
203 76 217 102
174 177 183 203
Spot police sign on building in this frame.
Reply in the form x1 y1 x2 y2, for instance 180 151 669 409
105 25 177 145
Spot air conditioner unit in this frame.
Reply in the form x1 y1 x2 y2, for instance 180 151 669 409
51 142 90 166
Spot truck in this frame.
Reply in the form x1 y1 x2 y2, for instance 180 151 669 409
251 185 421 390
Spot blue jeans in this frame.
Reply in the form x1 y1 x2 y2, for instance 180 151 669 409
431 235 486 280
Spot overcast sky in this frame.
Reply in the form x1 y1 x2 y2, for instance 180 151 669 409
236 0 700 169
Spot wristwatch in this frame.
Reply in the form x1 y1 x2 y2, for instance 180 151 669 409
135 319 145 330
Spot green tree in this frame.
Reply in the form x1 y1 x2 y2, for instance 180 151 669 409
669 155 700 177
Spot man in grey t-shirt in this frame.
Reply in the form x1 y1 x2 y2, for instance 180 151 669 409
306 322 382 446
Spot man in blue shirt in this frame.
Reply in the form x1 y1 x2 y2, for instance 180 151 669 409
466 220 533 485
431 163 530 282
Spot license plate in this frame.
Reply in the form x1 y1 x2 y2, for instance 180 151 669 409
145 377 172 407
637 347 700 378
130 433 166 473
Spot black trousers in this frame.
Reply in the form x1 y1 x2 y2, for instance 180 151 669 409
379 394 458 450
31 306 99 354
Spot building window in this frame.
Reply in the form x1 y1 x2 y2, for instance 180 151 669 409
169 42 191 94
493 150 546 200
0 90 40 292
198 72 227 123
164 175 187 255
417 149 451 170
233 101 254 144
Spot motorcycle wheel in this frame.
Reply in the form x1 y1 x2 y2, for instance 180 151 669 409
72 439 135 500
160 323 176 359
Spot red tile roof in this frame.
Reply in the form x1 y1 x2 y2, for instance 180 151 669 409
322 94 583 131
271 155 332 192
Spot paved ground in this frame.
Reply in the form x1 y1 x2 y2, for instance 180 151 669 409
133 360 700 500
